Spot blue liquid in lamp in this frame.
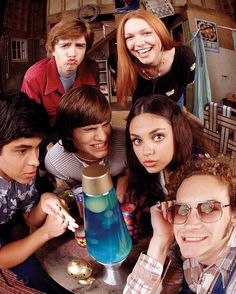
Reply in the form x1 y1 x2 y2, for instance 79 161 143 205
84 187 132 264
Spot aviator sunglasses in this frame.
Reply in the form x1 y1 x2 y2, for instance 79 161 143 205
167 200 230 224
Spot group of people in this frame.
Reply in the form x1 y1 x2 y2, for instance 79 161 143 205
0 8 235 294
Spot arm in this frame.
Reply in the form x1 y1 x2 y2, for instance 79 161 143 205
181 45 196 86
21 74 42 105
0 213 68 269
25 192 78 232
116 174 128 204
124 202 175 293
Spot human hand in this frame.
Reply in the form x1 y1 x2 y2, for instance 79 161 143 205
40 192 78 232
150 201 175 246
147 201 175 261
41 214 69 239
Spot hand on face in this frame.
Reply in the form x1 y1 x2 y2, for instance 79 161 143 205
40 192 78 232
150 201 174 247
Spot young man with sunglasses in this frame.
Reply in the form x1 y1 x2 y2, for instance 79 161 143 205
124 155 236 293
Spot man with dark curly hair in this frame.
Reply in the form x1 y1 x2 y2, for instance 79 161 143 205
124 155 236 293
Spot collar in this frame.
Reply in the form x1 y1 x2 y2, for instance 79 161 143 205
44 58 96 95
184 227 236 290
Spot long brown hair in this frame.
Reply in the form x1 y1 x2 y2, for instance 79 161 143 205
126 94 211 204
116 9 175 106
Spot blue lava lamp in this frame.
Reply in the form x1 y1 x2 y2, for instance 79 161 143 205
82 165 132 285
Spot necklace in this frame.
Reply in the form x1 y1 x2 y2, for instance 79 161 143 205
141 49 165 80
74 153 106 168
75 154 100 163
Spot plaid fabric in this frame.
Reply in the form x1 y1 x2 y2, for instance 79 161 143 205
124 228 236 293
184 227 236 293
0 269 44 294
123 253 163 293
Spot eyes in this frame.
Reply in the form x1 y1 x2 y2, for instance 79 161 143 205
131 134 164 146
125 31 153 42
58 43 86 49
16 149 27 155
82 122 110 132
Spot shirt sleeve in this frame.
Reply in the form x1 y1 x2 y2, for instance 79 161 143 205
180 45 196 86
21 72 42 105
18 180 39 214
123 253 163 294
44 147 69 181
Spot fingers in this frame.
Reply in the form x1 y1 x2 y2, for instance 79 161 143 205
151 200 175 221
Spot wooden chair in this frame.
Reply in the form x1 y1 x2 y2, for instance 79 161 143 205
203 102 236 162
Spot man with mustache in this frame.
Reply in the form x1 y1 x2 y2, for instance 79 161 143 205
21 17 98 126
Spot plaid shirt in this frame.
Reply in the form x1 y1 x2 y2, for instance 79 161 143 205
124 227 236 293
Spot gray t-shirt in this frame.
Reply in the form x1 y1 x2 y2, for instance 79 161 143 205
0 177 38 225
45 126 126 184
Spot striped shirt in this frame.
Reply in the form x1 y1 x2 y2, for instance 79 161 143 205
45 126 126 184
124 227 236 293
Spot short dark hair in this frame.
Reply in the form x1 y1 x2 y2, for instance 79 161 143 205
168 155 236 208
0 91 50 152
56 85 111 153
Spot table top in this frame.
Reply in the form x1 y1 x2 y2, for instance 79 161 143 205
36 231 150 293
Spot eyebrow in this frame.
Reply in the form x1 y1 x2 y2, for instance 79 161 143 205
125 28 151 36
58 41 86 45
130 127 167 137
14 144 34 149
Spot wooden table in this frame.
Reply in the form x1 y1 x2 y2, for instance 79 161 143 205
36 231 149 293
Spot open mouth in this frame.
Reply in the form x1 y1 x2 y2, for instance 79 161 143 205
92 142 108 151
137 47 152 56
182 236 207 242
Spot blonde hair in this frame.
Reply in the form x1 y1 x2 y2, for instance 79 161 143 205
116 9 175 106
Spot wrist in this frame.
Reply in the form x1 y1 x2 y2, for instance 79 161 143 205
147 236 170 263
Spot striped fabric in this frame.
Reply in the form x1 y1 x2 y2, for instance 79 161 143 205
45 126 126 183
203 102 236 161
0 269 44 294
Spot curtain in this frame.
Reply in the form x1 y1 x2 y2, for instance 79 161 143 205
192 31 212 121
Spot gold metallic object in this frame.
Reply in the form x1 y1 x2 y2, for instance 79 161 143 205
67 259 92 280
78 275 96 285
82 165 112 196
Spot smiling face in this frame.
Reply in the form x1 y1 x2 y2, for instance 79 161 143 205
0 137 41 184
129 113 175 173
52 37 87 76
73 121 111 161
174 174 235 265
124 18 162 66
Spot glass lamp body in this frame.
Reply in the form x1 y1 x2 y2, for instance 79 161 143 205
83 186 132 265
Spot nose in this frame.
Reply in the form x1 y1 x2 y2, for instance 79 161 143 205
184 209 202 228
142 141 155 156
94 126 107 141
134 35 145 47
67 45 76 57
28 149 40 167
